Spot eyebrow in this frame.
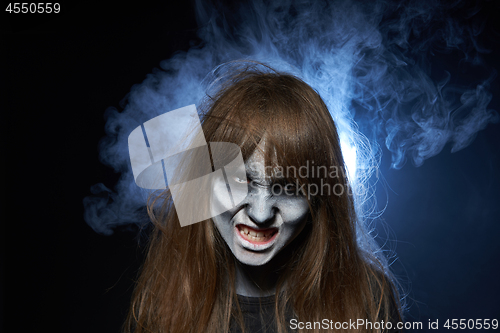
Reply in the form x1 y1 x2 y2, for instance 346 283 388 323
245 169 260 180
245 169 286 182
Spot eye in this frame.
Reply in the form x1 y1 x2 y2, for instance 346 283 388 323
281 181 306 196
233 175 249 184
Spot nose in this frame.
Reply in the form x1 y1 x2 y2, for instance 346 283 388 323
245 187 277 225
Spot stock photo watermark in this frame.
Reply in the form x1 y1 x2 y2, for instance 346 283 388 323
243 160 357 200
128 105 361 226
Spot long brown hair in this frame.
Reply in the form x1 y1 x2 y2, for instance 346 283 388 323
124 62 402 333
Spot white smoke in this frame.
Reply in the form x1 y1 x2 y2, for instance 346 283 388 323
84 0 498 234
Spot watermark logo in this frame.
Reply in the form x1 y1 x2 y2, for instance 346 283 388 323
128 105 248 226
128 105 358 226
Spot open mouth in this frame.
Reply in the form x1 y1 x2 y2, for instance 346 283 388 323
236 224 278 244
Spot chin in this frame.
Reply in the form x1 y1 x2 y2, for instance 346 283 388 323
234 249 275 266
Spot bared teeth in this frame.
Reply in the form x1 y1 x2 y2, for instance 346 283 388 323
238 226 275 241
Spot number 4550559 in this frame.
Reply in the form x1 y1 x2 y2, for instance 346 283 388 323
6 3 60 13
444 319 499 330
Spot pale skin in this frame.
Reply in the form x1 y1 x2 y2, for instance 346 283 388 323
212 142 310 297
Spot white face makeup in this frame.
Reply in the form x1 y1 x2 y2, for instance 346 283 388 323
212 144 310 266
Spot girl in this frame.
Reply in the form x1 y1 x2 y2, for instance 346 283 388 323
124 62 403 333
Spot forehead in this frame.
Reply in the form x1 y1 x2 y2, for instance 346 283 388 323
245 149 266 177
244 140 283 181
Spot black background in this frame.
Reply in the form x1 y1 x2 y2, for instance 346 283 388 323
3 1 500 332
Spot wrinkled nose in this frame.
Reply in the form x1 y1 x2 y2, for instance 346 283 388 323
245 188 277 225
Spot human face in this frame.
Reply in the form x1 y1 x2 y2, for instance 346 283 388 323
212 145 310 266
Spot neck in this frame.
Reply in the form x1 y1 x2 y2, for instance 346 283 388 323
235 261 279 297
234 245 293 297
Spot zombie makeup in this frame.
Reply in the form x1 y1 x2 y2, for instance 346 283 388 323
212 144 310 266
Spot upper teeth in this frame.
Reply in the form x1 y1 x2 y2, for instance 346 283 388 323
239 226 274 239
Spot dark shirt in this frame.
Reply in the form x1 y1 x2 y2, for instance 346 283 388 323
230 295 279 333
229 294 403 333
